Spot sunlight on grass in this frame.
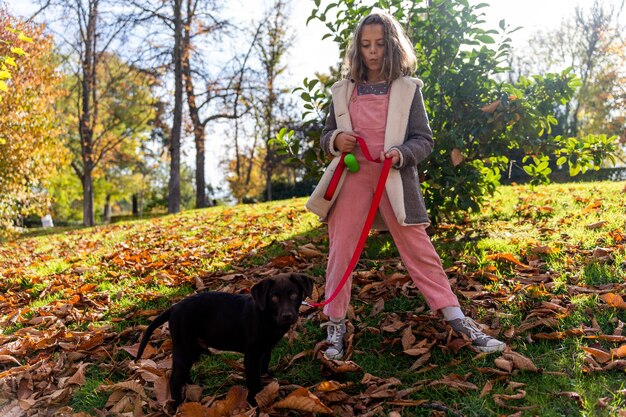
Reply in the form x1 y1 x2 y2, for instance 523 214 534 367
1 181 625 416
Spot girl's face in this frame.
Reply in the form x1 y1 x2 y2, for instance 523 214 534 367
359 23 385 81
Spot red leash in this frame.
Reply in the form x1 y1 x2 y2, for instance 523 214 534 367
309 137 393 308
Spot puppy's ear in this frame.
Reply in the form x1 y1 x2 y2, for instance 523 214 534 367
251 279 273 311
290 273 314 298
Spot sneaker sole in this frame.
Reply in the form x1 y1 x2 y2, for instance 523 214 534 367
475 343 506 353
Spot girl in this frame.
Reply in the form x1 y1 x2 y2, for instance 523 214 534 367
306 11 505 359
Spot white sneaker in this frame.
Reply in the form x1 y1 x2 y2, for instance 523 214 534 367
449 317 506 353
321 319 346 360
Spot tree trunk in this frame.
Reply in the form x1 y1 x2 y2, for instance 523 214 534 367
103 193 111 223
82 165 95 227
168 0 183 214
182 5 207 209
132 193 139 216
79 0 98 227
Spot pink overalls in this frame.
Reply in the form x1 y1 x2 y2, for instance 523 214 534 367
324 85 460 319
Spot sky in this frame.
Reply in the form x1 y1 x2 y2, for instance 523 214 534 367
6 0 606 90
3 0 622 192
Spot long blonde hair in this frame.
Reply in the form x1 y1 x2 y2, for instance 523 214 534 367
343 11 417 83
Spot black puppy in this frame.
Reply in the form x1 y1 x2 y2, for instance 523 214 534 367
135 273 313 407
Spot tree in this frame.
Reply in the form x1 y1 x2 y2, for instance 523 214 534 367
58 49 157 226
278 0 619 222
511 0 626 143
0 23 32 97
181 0 242 209
32 0 139 226
0 12 66 234
254 0 294 201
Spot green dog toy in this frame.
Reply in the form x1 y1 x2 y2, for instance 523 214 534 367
343 153 359 173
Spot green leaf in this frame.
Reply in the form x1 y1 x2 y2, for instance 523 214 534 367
556 156 567 166
475 35 496 44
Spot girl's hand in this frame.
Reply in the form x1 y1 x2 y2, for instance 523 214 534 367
382 149 400 166
335 131 358 153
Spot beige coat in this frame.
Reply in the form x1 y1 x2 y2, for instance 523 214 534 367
306 76 433 227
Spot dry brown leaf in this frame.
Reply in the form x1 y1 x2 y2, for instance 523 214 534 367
100 380 147 397
428 373 478 391
154 374 170 403
185 384 204 402
494 357 513 373
401 326 416 351
586 221 607 229
486 253 531 269
502 351 539 372
206 386 248 417
582 346 612 364
255 381 279 409
493 390 536 410
369 298 385 317
600 293 626 309
0 354 21 365
480 380 494 398
315 380 348 392
409 352 431 371
298 243 323 258
556 391 584 407
317 353 361 373
67 362 88 386
176 402 208 417
611 344 626 359
272 387 333 414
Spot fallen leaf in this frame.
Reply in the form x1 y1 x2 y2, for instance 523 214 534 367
401 326 416 351
255 381 279 409
0 355 21 365
67 362 88 386
272 387 333 414
315 380 348 392
495 357 513 373
176 402 208 417
205 386 248 417
556 391 584 407
480 380 494 398
428 373 478 391
582 346 612 364
502 350 539 372
586 221 607 229
600 293 626 309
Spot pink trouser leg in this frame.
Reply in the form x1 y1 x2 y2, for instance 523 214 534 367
324 166 375 319
325 168 459 318
377 192 460 311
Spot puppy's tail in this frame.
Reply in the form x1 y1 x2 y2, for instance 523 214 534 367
135 308 171 361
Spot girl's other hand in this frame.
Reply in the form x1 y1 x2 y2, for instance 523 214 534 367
335 132 358 153
382 149 400 165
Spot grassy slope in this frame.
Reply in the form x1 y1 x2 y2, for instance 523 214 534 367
0 180 625 416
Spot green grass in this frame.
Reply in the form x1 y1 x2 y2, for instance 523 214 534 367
1 181 625 416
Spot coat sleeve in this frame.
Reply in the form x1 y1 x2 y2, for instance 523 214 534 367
389 87 434 168
320 101 344 157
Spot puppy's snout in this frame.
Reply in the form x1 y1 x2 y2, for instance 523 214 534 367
279 311 296 324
